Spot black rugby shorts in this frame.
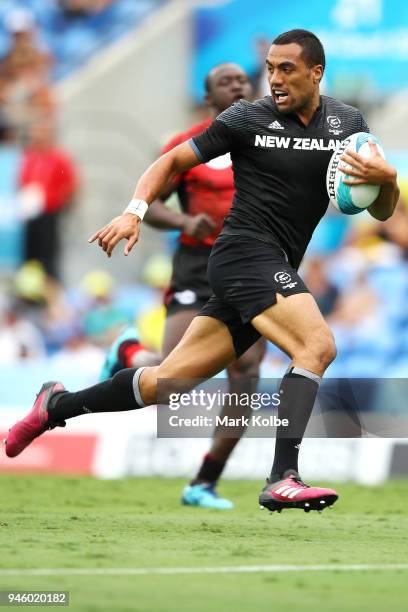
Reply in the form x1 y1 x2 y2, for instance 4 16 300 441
198 235 310 357
165 243 212 317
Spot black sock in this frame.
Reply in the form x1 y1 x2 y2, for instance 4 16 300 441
270 367 321 482
48 368 145 421
191 453 225 485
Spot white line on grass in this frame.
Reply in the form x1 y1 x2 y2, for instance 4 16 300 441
0 564 408 577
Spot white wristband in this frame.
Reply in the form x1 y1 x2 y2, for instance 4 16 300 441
123 198 149 221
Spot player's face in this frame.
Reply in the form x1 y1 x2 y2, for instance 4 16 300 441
206 65 252 113
266 43 322 114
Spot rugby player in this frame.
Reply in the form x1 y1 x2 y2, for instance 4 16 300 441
100 63 266 509
6 30 399 513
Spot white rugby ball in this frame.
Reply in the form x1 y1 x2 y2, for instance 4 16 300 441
326 132 385 215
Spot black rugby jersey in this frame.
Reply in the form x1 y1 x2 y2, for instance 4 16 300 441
190 95 368 269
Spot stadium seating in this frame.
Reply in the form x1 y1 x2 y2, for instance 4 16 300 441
0 0 166 80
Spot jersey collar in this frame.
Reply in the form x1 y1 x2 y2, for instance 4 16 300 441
269 95 323 129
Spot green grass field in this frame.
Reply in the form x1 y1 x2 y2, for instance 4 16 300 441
0 476 408 611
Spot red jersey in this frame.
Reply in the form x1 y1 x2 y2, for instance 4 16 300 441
20 147 78 214
161 119 234 247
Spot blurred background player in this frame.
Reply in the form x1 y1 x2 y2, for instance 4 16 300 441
100 63 266 509
19 118 79 280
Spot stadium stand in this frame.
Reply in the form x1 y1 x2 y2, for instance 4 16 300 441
0 0 166 80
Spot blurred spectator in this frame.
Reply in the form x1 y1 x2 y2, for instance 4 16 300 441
378 198 408 258
0 9 55 140
13 259 78 353
344 197 408 261
302 257 339 317
1 10 51 78
0 110 16 144
138 254 171 352
18 118 79 279
0 298 46 364
49 328 105 377
80 270 131 348
329 271 379 327
59 0 114 18
14 258 49 309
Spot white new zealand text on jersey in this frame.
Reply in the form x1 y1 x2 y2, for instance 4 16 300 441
254 135 340 151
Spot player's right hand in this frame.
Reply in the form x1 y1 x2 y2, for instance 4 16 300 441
182 213 216 240
88 213 141 257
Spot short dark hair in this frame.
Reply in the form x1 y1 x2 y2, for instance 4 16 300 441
272 29 325 73
204 62 227 93
204 72 212 94
204 62 242 93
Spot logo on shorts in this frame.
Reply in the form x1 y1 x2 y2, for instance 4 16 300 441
327 115 343 136
274 271 297 290
174 290 197 305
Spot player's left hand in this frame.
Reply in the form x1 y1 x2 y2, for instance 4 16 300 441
88 213 141 257
339 140 397 187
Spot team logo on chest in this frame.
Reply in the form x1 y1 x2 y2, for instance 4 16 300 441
327 115 343 136
268 120 285 130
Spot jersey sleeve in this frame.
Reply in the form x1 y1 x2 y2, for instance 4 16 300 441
190 100 247 163
356 111 369 133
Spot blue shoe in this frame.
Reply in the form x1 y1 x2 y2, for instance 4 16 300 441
99 326 140 381
181 483 235 510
